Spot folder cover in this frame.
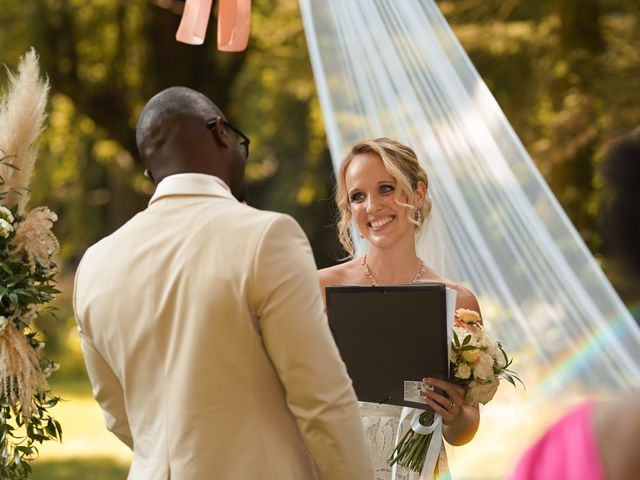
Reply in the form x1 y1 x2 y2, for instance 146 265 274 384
326 284 456 409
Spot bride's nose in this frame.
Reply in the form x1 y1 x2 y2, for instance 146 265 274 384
365 195 381 213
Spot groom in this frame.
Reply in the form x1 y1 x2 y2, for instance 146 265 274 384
73 87 373 479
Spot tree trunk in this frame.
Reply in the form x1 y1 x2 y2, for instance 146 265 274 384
556 0 604 52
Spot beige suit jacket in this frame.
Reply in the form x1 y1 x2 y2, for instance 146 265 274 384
73 173 373 479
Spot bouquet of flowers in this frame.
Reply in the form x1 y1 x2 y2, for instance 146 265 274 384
388 308 521 475
0 49 62 479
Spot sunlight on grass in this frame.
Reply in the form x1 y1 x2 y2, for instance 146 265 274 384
31 375 132 479
32 457 129 480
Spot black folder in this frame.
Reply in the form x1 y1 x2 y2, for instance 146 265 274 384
326 284 454 409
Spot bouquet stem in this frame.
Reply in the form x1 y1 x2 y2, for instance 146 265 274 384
388 409 435 473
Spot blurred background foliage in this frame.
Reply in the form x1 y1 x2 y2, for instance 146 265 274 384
1 0 639 476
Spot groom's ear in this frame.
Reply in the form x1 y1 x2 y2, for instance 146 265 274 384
210 116 232 149
144 168 155 185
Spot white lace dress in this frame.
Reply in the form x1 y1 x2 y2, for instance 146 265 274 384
360 402 450 480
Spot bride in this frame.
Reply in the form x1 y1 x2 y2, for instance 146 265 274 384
318 138 481 479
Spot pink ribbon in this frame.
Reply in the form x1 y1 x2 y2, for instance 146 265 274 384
176 0 251 52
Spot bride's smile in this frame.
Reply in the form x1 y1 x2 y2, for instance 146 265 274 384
368 215 394 229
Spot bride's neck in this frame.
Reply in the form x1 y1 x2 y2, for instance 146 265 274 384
364 243 421 284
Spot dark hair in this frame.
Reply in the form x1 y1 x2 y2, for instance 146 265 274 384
600 127 640 274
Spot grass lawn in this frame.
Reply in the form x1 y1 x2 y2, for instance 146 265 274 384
29 375 132 480
32 458 129 480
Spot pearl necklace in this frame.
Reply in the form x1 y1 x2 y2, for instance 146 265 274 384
361 254 425 286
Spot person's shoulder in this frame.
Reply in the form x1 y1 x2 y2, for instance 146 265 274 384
240 209 314 261
239 205 298 228
453 283 482 318
253 209 307 242
433 275 481 319
594 394 640 480
77 211 143 262
318 259 359 289
212 204 302 240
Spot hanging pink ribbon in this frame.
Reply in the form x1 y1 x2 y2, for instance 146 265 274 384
176 0 251 52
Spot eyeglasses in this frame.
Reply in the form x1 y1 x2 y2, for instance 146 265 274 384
206 118 250 158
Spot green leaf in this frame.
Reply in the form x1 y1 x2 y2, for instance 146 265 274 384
0 263 13 275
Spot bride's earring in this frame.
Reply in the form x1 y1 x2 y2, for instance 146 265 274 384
415 209 423 224
360 232 365 239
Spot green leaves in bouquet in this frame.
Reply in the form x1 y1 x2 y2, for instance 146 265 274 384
0 392 62 479
496 343 524 388
452 330 476 351
0 206 60 315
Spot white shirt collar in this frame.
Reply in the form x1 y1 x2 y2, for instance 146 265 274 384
148 173 235 206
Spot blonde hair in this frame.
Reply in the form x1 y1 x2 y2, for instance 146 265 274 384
336 138 432 257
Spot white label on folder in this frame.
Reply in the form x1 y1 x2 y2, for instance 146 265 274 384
404 381 429 404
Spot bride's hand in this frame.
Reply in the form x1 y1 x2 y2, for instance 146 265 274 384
422 377 465 425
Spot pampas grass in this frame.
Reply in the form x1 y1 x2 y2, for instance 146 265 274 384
0 49 61 478
0 47 50 212
0 322 48 415
0 48 50 410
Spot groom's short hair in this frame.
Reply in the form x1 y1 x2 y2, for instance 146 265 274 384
136 86 221 155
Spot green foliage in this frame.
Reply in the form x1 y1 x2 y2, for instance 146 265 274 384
0 158 62 478
0 393 62 480
0 214 58 323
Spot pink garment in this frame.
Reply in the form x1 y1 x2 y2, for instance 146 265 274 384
510 401 605 480
176 0 251 50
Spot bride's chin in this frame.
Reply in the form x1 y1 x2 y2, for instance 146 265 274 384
365 235 395 248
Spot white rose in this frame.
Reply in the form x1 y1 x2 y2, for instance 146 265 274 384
455 362 472 380
0 206 14 224
0 218 13 238
466 377 500 406
474 331 490 349
473 352 494 380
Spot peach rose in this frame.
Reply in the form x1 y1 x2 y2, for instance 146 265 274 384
455 308 481 324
